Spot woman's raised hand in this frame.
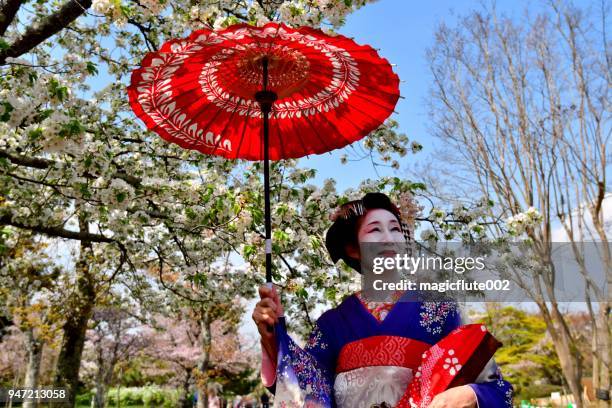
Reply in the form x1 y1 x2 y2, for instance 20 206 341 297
252 284 283 358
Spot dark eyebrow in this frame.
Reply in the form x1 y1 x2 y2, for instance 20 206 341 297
366 219 399 227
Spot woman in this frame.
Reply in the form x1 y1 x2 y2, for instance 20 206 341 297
252 193 513 407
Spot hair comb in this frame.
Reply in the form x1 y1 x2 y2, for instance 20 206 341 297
330 200 365 221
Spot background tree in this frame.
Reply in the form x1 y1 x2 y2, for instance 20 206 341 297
142 309 257 408
476 305 563 400
0 228 63 408
82 304 147 408
425 1 610 406
151 252 255 408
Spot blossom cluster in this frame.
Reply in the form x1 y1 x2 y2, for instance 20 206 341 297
506 207 543 235
92 0 128 26
186 0 376 30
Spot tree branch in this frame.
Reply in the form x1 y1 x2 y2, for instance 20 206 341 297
0 149 141 187
0 0 24 37
222 7 248 22
0 149 52 169
126 17 157 52
0 213 115 243
0 0 92 65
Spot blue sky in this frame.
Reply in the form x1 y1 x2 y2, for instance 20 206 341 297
304 0 545 192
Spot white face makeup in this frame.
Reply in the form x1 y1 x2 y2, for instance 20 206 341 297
343 208 406 263
354 208 407 286
357 208 405 246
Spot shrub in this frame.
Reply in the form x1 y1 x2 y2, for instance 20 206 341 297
101 386 180 407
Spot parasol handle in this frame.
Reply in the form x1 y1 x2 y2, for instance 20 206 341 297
265 282 275 334
255 57 278 334
262 56 269 91
255 57 277 284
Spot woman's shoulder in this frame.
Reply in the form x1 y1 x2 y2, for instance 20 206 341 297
315 292 358 328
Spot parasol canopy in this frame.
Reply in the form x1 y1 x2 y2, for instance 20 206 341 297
128 22 399 160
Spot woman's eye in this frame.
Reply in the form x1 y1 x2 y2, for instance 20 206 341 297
369 228 380 232
392 227 401 231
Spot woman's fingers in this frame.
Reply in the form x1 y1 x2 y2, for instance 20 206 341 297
426 386 476 408
269 285 280 303
427 395 442 408
253 301 277 323
269 286 283 312
256 298 277 312
256 306 277 321
259 284 280 304
256 284 284 325
252 308 277 327
258 284 278 299
258 284 272 299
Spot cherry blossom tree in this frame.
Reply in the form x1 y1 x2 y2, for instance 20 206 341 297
0 2 482 406
81 305 147 408
0 228 63 408
142 309 257 408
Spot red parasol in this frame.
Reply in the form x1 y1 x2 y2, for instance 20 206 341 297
128 22 400 283
397 324 502 407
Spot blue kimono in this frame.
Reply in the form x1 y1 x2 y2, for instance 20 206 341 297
266 293 513 407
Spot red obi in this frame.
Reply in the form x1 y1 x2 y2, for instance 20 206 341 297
336 335 430 374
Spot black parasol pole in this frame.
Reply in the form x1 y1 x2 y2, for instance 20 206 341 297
255 57 277 284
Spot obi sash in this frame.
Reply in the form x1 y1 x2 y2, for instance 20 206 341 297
336 336 430 374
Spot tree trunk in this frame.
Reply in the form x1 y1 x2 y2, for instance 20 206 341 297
592 323 600 406
592 222 611 408
595 306 610 408
23 327 43 408
537 300 584 408
0 314 13 342
93 381 107 408
197 313 212 408
93 360 112 408
178 370 193 408
53 215 96 407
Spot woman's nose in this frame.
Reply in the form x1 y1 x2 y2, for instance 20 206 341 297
382 228 394 242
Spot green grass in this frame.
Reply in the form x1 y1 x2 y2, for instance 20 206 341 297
75 385 183 408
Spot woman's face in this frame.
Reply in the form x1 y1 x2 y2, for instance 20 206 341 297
356 208 405 245
344 208 406 266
